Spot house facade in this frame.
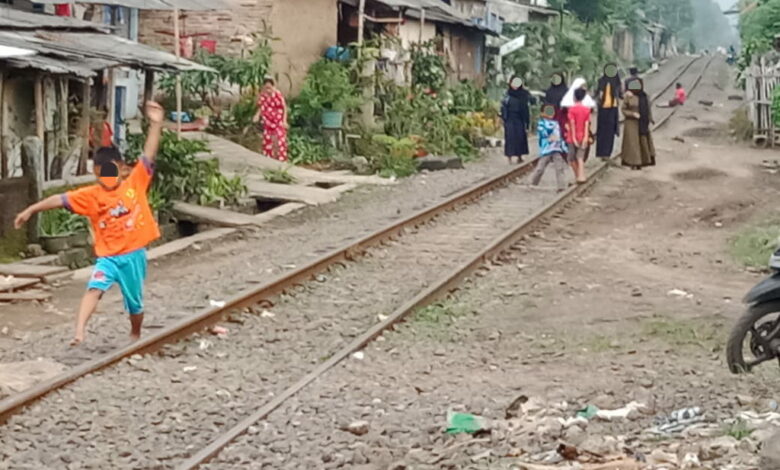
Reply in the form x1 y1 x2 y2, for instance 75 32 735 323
137 0 338 95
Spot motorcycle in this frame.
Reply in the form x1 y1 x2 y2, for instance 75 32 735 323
727 247 780 373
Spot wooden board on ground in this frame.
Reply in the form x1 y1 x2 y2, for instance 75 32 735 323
243 177 341 206
0 263 67 279
0 290 52 302
20 255 60 266
0 276 39 293
186 132 393 186
172 202 260 227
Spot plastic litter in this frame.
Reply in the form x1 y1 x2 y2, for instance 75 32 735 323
210 326 229 337
576 404 600 419
209 299 227 308
648 406 704 434
576 402 645 421
446 411 490 435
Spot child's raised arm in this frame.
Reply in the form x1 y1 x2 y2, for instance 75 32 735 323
143 101 165 163
15 195 65 229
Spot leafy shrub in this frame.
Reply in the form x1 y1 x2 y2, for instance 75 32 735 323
263 168 296 184
40 209 88 236
291 59 362 129
411 39 447 92
125 131 246 215
289 131 334 166
729 107 754 142
209 93 258 136
451 81 489 114
370 135 418 178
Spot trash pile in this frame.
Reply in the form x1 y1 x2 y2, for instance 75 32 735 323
440 395 777 469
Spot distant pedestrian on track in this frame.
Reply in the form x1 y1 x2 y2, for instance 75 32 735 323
657 83 687 108
14 102 165 346
544 72 570 151
530 104 569 192
596 63 623 158
622 78 656 170
501 76 535 164
253 76 289 162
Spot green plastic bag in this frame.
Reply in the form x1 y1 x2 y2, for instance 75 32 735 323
576 404 600 419
446 412 489 434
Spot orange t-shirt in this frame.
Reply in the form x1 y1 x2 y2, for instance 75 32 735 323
63 157 160 258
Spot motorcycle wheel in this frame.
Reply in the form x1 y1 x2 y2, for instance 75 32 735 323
727 300 780 374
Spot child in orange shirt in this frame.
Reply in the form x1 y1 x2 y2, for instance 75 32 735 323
15 102 165 346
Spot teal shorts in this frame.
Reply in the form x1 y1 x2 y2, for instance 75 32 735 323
87 248 147 315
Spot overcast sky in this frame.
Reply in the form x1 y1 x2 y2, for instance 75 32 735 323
715 0 734 10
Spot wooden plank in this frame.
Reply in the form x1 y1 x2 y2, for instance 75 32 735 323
20 255 60 266
0 72 5 180
34 75 44 141
0 291 52 302
0 263 67 279
0 277 39 293
243 178 341 206
172 201 261 227
78 79 90 175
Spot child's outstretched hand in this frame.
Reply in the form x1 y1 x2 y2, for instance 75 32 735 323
146 101 164 125
14 209 31 229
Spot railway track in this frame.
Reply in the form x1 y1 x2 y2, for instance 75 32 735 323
0 55 713 470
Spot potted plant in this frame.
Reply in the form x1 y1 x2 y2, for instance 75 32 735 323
298 59 361 130
39 209 73 254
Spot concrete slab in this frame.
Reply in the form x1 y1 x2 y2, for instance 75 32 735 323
185 132 394 186
0 359 66 397
0 276 40 293
173 202 260 227
20 255 60 266
0 290 52 302
243 176 340 206
0 263 68 279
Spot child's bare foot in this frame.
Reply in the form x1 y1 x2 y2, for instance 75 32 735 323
70 336 84 347
129 333 141 342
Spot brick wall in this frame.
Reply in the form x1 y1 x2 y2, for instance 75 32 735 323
138 0 337 95
139 0 274 57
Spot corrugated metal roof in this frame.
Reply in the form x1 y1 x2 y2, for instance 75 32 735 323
32 0 231 10
340 0 495 34
0 5 108 31
0 30 212 76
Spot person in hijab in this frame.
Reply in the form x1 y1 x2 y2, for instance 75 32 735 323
596 63 622 158
624 67 639 90
544 72 569 147
621 78 655 170
501 76 535 164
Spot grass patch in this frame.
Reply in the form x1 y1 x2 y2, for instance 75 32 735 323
729 107 754 142
0 229 27 263
413 300 470 325
640 316 722 348
729 220 780 268
263 168 296 185
724 419 754 440
581 334 621 353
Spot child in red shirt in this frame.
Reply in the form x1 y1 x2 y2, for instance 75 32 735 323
15 102 165 346
566 88 592 184
658 83 686 108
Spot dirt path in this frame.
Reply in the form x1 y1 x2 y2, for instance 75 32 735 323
201 59 780 469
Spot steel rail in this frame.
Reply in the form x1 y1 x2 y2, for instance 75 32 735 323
177 55 714 469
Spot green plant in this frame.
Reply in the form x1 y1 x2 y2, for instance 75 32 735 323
451 81 489 114
40 209 88 237
263 168 296 185
724 419 754 441
371 134 418 178
289 131 333 166
125 130 246 214
291 59 361 129
453 135 478 161
209 93 258 137
730 107 754 142
411 39 447 92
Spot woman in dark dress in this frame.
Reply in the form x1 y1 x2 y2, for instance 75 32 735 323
621 78 655 169
596 63 622 158
501 76 535 164
545 72 569 146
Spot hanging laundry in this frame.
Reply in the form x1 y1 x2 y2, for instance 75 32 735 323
54 4 72 17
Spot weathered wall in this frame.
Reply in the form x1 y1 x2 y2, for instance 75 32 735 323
5 78 35 179
139 0 274 57
138 0 335 95
270 0 337 95
0 176 30 254
445 26 486 84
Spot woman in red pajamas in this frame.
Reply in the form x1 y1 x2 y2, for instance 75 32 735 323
253 77 288 162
